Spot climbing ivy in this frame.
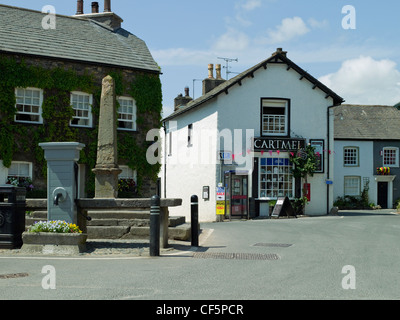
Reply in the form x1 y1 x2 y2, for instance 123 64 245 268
0 55 162 197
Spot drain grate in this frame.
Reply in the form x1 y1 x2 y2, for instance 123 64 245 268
193 252 279 261
0 273 29 280
253 243 292 248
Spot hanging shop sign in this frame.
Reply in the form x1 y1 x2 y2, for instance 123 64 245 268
253 137 305 152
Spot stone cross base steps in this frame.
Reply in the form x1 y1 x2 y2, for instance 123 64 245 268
26 210 191 241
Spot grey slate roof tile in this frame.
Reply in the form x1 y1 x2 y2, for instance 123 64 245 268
0 4 159 72
334 104 400 140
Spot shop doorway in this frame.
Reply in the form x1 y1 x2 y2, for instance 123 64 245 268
378 182 388 209
224 171 248 219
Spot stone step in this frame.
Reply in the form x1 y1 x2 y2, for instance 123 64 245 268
25 210 189 240
87 209 151 220
26 211 185 227
87 223 193 241
27 211 47 219
87 216 185 228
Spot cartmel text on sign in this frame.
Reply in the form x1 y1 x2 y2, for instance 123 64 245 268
253 138 305 152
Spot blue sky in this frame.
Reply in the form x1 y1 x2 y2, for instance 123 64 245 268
2 0 400 116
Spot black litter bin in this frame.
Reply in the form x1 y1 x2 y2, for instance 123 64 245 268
0 186 26 249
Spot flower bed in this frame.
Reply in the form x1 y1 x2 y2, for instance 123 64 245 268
22 220 87 255
28 220 82 234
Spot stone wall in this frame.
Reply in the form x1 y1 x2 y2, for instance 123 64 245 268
1 53 161 198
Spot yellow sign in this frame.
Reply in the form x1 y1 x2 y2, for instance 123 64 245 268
216 201 225 215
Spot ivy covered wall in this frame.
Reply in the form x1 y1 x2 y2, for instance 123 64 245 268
0 53 162 198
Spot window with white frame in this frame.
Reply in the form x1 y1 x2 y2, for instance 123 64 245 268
70 92 93 127
117 97 137 131
383 147 399 167
6 161 33 189
261 99 288 136
15 88 43 124
343 147 359 166
344 176 361 196
118 166 137 194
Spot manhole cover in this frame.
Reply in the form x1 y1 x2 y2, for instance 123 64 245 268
193 252 279 260
0 273 29 279
253 243 292 248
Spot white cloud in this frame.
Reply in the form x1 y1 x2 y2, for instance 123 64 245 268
230 0 263 27
262 17 310 44
212 27 250 52
319 56 400 105
151 48 215 66
308 18 328 29
240 0 262 11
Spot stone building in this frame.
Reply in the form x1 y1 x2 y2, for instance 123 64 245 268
0 1 162 198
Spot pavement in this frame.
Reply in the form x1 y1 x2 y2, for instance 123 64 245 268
0 209 400 301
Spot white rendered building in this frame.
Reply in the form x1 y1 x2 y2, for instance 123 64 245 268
161 49 343 222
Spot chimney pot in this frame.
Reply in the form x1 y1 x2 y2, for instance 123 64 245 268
91 2 99 13
76 0 84 15
104 0 111 12
184 87 190 97
216 64 223 80
208 64 214 79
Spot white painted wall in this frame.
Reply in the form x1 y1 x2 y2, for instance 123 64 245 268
334 140 376 205
163 102 219 222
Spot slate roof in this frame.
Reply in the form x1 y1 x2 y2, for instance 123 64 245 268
0 4 159 73
163 50 344 121
334 104 400 140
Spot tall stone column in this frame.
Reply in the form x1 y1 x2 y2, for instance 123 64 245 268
92 75 122 198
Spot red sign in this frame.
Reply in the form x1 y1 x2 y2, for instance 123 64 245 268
304 183 311 202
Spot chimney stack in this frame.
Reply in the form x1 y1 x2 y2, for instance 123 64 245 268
273 48 287 57
76 0 84 15
91 2 99 13
104 0 111 12
174 87 193 111
203 63 226 95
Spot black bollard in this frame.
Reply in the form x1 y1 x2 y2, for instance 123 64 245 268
150 195 160 257
191 195 199 247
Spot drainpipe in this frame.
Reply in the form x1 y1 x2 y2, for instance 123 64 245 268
327 104 335 215
162 122 167 199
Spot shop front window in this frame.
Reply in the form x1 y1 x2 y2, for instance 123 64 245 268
259 158 294 199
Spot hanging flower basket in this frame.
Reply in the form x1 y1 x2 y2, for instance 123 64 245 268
377 167 390 175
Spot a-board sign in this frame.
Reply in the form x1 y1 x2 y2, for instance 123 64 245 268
271 197 297 218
